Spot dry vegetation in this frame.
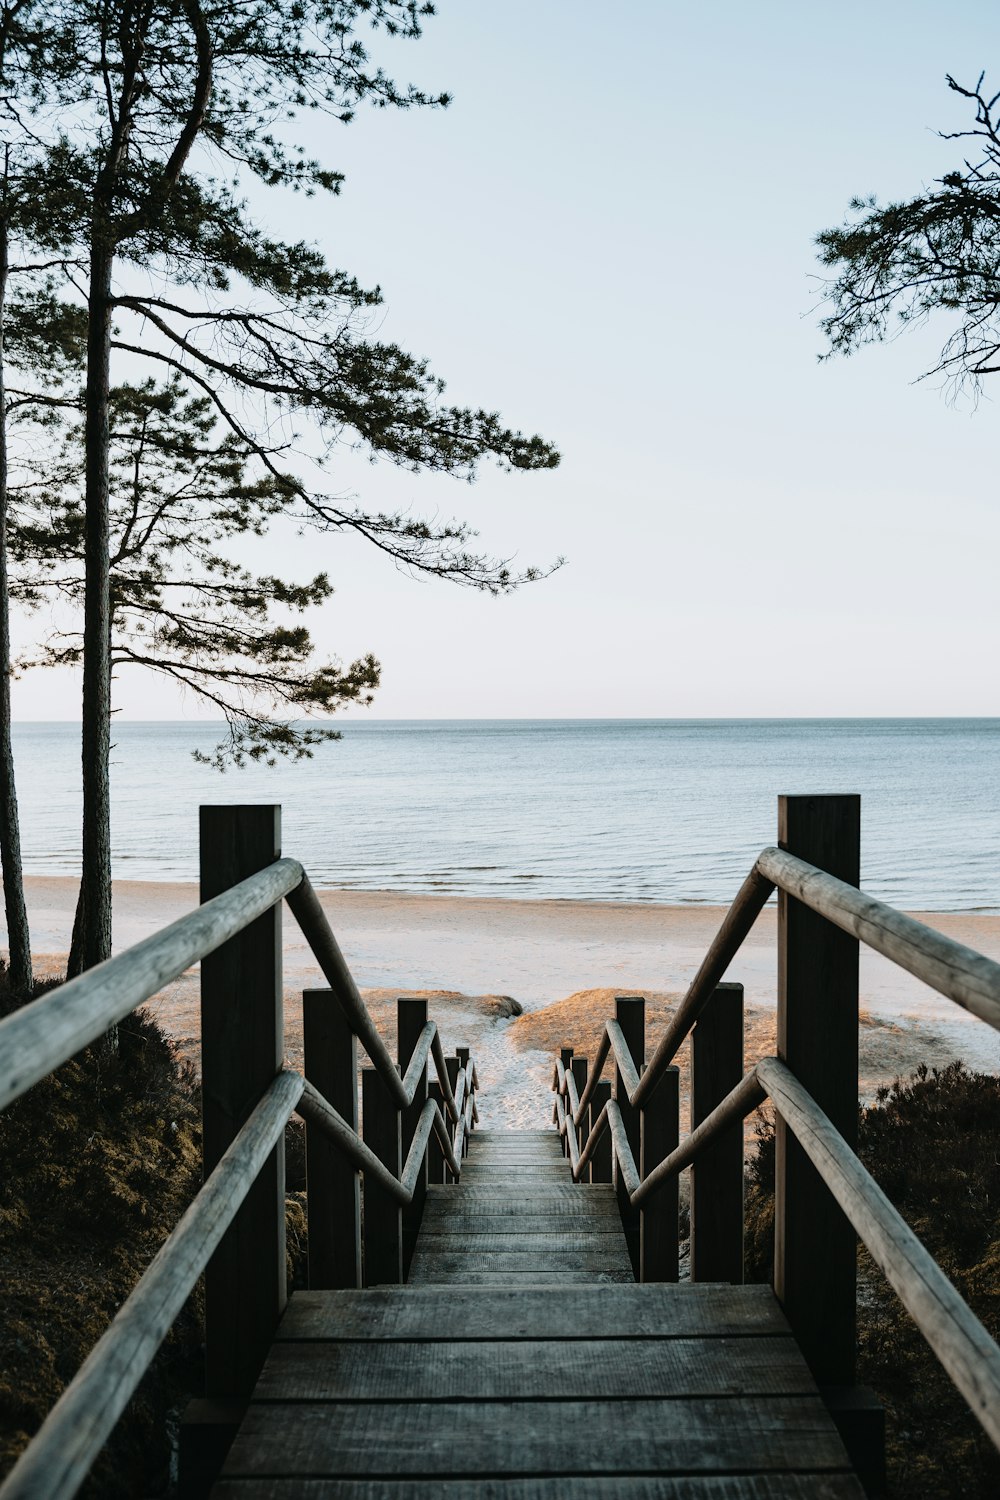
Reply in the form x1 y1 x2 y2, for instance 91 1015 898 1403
0 975 204 1497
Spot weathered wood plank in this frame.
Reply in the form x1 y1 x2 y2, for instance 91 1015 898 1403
254 1336 817 1401
419 1213 620 1233
275 1286 791 1341
213 1477 867 1500
409 1232 630 1254
424 1188 615 1211
221 1397 852 1477
458 1165 569 1178
408 1248 633 1275
402 1270 637 1285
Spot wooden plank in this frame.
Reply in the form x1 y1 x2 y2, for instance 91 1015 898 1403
457 1165 570 1178
775 794 859 1388
221 1396 853 1477
213 1476 868 1500
411 1233 629 1255
467 1150 565 1162
200 804 285 1398
420 1210 621 1231
276 1285 791 1341
401 1270 636 1285
254 1335 818 1401
408 1248 633 1274
425 1186 617 1209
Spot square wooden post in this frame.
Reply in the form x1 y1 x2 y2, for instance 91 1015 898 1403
303 988 361 1289
445 1055 461 1151
456 1046 471 1154
559 1047 574 1156
570 1056 588 1172
614 997 644 1279
199 805 284 1398
362 1067 403 1286
398 999 428 1275
589 1079 613 1183
428 1079 447 1184
776 794 860 1387
691 981 745 1284
640 1065 679 1282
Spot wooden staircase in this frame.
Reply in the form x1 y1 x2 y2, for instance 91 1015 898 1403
211 1129 865 1497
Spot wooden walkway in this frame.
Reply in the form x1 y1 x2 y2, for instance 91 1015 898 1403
212 1129 865 1497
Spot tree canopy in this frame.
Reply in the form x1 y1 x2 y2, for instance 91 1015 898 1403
0 0 561 973
816 73 1000 393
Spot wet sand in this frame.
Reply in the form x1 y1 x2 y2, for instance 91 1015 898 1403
17 876 1000 1127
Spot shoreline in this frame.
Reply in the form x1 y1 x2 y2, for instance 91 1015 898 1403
12 876 999 1121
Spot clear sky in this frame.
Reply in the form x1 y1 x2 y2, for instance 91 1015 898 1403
12 0 1000 720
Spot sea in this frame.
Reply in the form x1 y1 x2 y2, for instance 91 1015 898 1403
10 718 1000 911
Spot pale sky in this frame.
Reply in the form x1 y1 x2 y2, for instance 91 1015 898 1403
12 0 1000 720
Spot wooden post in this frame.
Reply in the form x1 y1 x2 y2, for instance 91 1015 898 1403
445 1055 460 1150
691 981 745 1284
428 1079 447 1184
640 1065 679 1282
570 1056 588 1168
199 805 284 1398
614 997 643 1278
456 1045 471 1154
398 999 428 1275
589 1079 613 1183
303 989 361 1290
362 1067 402 1286
776 794 860 1386
559 1047 573 1156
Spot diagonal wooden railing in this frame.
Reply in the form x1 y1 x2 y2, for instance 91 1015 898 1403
0 804 477 1500
550 792 1000 1470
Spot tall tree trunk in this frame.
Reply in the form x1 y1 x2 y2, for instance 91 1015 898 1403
68 238 114 977
0 200 33 995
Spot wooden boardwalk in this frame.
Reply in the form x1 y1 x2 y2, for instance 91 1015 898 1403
212 1130 865 1497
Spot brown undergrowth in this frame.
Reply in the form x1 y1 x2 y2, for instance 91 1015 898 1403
744 1064 1000 1499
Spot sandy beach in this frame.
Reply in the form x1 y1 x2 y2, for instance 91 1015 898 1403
17 875 1000 1128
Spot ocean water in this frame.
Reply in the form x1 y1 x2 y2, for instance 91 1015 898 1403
10 718 1000 911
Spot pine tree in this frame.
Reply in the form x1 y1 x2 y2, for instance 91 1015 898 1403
817 72 1000 393
0 1 559 972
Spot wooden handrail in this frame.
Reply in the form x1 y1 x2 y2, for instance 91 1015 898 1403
0 858 305 1114
573 862 774 1125
758 846 1000 1033
297 1076 464 1199
0 1069 304 1500
757 1056 1000 1452
631 1070 766 1208
554 1046 1000 1454
0 829 481 1500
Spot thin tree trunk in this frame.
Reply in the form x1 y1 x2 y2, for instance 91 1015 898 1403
0 193 33 995
68 236 114 977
